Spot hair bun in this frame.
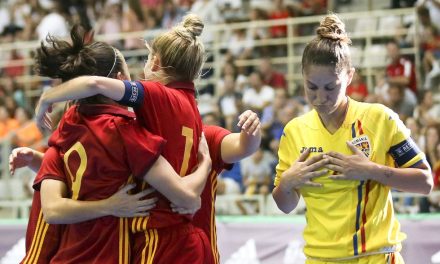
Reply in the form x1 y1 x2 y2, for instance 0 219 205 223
181 14 204 37
316 14 351 44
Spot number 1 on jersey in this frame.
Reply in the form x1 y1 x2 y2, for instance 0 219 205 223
180 126 193 176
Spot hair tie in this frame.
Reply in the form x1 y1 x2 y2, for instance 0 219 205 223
106 47 118 77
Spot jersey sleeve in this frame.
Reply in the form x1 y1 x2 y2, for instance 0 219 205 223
33 146 66 191
203 125 233 172
114 118 166 180
274 122 298 186
381 105 425 168
117 80 145 108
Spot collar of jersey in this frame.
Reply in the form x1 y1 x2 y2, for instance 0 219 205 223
166 81 195 92
310 97 358 135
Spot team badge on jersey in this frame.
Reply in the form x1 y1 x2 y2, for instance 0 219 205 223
351 135 371 157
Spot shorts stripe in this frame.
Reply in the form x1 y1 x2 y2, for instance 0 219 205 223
23 210 50 264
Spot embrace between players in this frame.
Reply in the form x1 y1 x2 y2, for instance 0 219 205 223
10 12 432 264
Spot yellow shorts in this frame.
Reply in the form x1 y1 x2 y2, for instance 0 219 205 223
306 252 404 264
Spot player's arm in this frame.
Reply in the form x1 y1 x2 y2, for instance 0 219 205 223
368 160 432 194
220 110 262 163
9 147 44 175
143 134 212 210
325 141 433 194
40 180 156 224
35 76 126 130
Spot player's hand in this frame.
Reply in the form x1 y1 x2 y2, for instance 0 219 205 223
324 141 373 181
170 197 201 215
9 147 35 175
35 96 53 132
198 132 212 170
106 184 158 217
237 110 260 136
279 148 329 190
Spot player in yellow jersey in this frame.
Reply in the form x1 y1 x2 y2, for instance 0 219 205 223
272 14 433 264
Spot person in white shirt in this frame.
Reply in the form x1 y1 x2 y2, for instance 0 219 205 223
242 71 275 114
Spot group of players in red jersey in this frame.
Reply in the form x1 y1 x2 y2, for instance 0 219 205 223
9 14 261 264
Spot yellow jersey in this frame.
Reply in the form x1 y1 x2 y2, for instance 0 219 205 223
275 98 425 260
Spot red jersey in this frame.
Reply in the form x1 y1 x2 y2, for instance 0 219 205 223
386 57 417 94
21 147 64 264
34 104 165 264
193 125 232 264
120 80 203 229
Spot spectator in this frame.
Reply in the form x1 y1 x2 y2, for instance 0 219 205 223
217 60 248 93
241 148 273 196
423 48 440 89
261 88 288 132
217 74 242 131
0 105 18 138
161 0 185 29
226 27 254 60
190 0 223 43
10 107 44 151
3 49 25 77
122 0 146 50
96 0 123 49
386 84 415 121
140 0 165 26
414 90 440 126
420 123 440 212
268 0 289 38
346 70 368 102
258 57 287 90
217 163 243 195
36 2 69 41
242 71 275 114
417 0 440 30
405 117 425 150
386 39 417 95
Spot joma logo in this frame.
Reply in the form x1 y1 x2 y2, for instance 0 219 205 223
300 147 323 153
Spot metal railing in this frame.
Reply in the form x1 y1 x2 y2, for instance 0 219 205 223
0 8 417 97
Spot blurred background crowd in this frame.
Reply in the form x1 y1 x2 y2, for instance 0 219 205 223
0 0 439 216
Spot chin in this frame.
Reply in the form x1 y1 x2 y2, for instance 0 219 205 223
314 105 337 115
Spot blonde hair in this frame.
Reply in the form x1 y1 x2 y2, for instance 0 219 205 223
151 14 205 82
302 13 352 74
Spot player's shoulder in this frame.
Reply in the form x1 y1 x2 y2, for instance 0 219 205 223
354 101 400 131
362 102 397 123
284 110 315 132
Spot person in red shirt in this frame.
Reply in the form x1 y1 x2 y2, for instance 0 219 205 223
346 70 368 102
192 113 261 264
386 40 417 94
34 14 222 264
16 24 212 264
259 57 287 90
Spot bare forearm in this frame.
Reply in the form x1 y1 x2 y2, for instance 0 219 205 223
272 185 300 214
41 76 124 105
222 131 261 164
182 159 211 198
369 164 433 195
144 156 210 209
42 198 110 224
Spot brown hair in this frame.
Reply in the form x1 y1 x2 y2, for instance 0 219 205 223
151 14 205 82
35 25 124 105
35 24 123 82
302 14 352 74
